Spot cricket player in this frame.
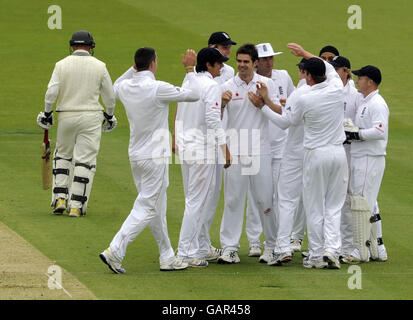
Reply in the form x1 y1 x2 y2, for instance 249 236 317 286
249 58 311 264
37 30 116 217
286 43 348 270
245 42 295 258
175 47 231 267
320 45 355 88
197 31 237 261
217 44 278 265
99 47 201 273
328 56 362 261
342 65 389 263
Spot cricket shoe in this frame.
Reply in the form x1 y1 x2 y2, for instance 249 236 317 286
323 252 341 269
186 258 208 268
290 239 303 252
99 248 125 274
69 207 82 217
203 246 222 261
303 257 327 269
259 247 274 263
217 250 240 264
53 198 67 215
341 249 368 264
268 252 293 266
160 257 189 271
248 246 262 257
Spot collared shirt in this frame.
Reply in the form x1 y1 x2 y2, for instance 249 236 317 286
291 78 345 150
175 71 226 161
114 68 200 161
351 89 389 156
223 72 276 156
267 69 295 158
44 50 115 114
214 63 235 85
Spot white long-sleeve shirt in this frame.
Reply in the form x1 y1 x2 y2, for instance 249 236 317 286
351 89 389 157
267 69 295 159
175 71 226 161
223 72 277 156
44 50 116 115
290 62 345 150
114 68 201 161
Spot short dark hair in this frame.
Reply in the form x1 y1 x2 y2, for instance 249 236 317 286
236 43 258 62
134 47 156 71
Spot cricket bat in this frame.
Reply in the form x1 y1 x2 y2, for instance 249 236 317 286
41 129 52 190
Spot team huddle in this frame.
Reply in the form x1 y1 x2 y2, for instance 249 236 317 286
36 30 389 272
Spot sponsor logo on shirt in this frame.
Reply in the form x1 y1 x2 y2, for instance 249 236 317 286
232 92 243 101
279 86 284 96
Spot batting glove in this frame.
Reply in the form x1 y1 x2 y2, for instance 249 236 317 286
102 112 117 132
37 111 53 130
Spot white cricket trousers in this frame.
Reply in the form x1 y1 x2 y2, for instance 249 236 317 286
245 158 282 248
349 155 385 214
341 145 353 255
220 155 276 252
109 159 174 264
178 161 217 260
275 158 304 253
303 145 348 261
198 163 224 256
53 111 103 211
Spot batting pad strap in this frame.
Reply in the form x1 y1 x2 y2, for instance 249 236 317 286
377 237 384 245
370 214 381 223
54 156 72 162
53 187 69 194
75 163 96 170
71 194 87 204
73 176 90 184
53 168 70 175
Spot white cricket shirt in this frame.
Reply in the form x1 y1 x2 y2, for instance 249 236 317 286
291 67 345 150
267 69 295 158
223 72 276 156
351 90 389 156
114 68 200 161
175 71 226 161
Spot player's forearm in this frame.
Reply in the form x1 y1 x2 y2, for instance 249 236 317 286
359 127 386 141
263 98 282 115
44 85 58 112
261 105 290 130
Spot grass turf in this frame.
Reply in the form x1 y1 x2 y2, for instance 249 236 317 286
0 0 412 299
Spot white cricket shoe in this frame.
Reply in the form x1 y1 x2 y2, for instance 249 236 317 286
99 248 125 274
259 247 274 263
203 246 222 261
303 257 327 269
248 246 262 257
290 239 303 252
323 251 341 269
160 257 189 271
377 244 388 262
217 250 240 264
186 258 208 268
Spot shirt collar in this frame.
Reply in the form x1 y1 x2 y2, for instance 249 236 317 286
198 71 214 79
363 89 379 102
234 72 259 87
310 80 328 91
134 70 156 80
72 49 90 56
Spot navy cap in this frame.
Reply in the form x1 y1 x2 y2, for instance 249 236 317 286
352 65 382 85
297 58 307 69
208 32 237 46
197 47 229 65
330 56 351 69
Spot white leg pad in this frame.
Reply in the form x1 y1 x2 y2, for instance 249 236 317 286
350 195 371 262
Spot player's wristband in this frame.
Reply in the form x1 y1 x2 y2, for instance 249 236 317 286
185 66 194 70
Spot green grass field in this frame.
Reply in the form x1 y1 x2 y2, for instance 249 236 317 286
1 0 413 300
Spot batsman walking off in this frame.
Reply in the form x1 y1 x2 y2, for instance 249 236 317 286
37 30 117 217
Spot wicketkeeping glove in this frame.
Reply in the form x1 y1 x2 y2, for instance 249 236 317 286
102 112 117 132
343 117 361 143
37 111 53 130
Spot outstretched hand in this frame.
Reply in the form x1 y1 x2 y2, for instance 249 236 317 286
182 49 197 68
